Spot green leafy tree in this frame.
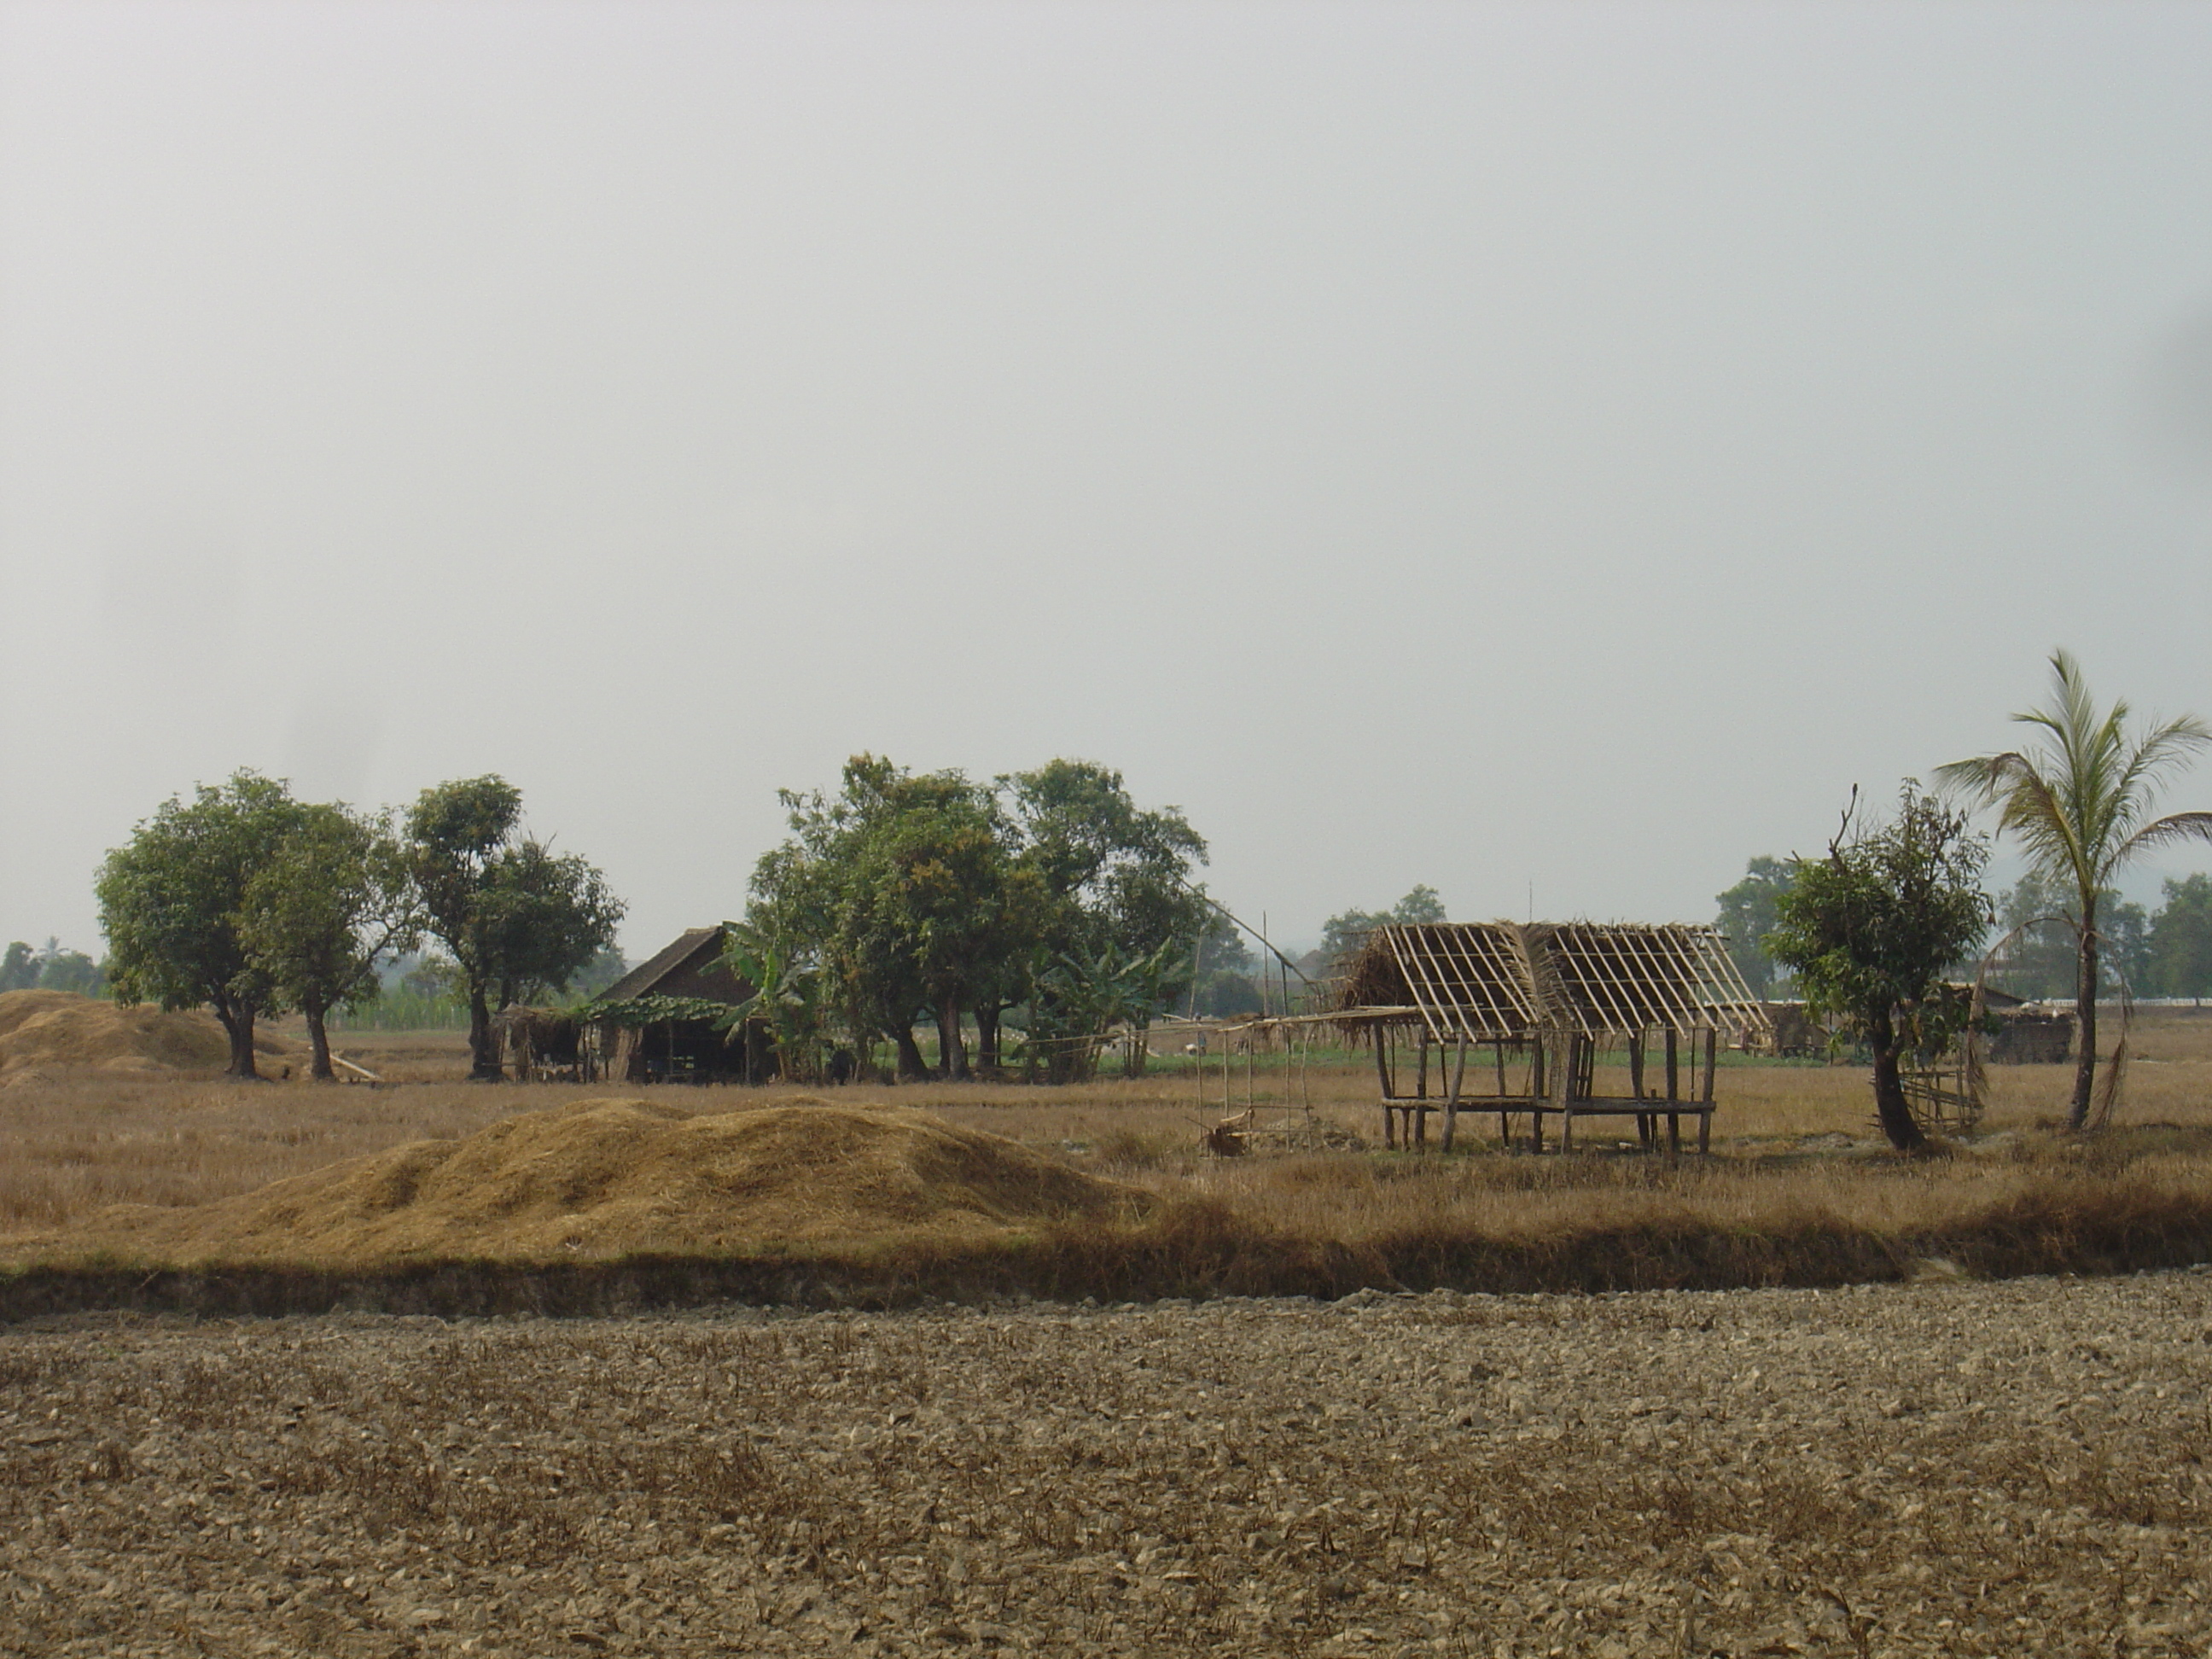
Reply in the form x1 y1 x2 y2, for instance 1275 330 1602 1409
1714 857 1794 998
33 942 106 997
721 923 830 1084
853 765 1032 1080
745 755 1209 1082
1027 938 1184 1082
566 945 630 1001
747 756 1031 1080
1766 784 1993 1154
240 804 419 1080
0 942 38 992
1002 760 1210 1066
404 777 625 1080
1992 870 2077 1000
96 771 310 1078
1188 911 1261 1017
1318 886 1449 974
2149 875 2212 1001
1936 650 2212 1131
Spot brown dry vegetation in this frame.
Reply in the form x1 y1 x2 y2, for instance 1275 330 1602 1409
2 1011 2211 1311
6 1276 2212 1656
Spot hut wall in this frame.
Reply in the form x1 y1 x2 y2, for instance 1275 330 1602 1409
1988 1010 2074 1064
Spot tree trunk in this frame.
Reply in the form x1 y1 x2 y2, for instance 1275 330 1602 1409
215 997 263 1080
305 995 335 1082
1869 1010 1927 1154
937 996 969 1080
976 1005 1000 1072
468 985 502 1080
890 1024 930 1081
2068 900 2100 1132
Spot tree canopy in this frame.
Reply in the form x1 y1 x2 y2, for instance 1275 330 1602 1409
741 754 1210 1082
405 776 625 1080
1314 885 1447 976
2149 875 2212 1003
240 803 418 1080
96 771 312 1078
1714 857 1794 998
1766 784 1992 1154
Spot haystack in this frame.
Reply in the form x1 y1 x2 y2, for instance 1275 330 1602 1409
31 1098 1142 1266
0 991 292 1076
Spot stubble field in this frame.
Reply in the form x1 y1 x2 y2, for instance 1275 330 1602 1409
8 1273 2212 1656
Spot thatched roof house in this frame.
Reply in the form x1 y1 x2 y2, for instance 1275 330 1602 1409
1331 922 1769 1154
582 925 765 1084
599 927 751 1005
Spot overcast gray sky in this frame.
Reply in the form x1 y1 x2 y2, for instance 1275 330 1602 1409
5 0 2212 959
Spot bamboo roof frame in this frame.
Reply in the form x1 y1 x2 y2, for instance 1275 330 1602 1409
1333 921 1771 1046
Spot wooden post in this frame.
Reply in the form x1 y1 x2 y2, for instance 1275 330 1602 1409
1414 1031 1429 1150
1442 1033 1469 1151
1375 1027 1395 1150
1558 1035 1577 1154
1529 1037 1546 1152
1701 1027 1718 1155
1497 1041 1511 1147
1664 1026 1680 1152
1632 1030 1651 1146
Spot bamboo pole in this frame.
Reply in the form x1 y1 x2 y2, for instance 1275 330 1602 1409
1442 1032 1469 1151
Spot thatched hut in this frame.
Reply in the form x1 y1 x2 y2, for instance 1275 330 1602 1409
1331 921 1769 1154
493 1007 581 1081
579 925 768 1085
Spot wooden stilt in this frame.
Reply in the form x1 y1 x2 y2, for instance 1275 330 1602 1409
1497 1041 1511 1146
1664 1026 1680 1152
1442 1033 1469 1151
1374 1027 1394 1149
1700 1028 1718 1155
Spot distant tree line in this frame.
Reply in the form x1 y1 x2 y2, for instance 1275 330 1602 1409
0 939 105 998
1720 856 2212 1002
94 771 620 1080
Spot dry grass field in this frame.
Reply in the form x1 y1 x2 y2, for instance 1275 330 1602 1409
3 1009 2212 1302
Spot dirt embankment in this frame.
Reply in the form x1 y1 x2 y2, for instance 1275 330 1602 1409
15 1098 1142 1267
0 991 291 1083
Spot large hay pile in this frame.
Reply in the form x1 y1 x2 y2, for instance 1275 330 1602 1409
0 991 291 1077
32 1098 1141 1266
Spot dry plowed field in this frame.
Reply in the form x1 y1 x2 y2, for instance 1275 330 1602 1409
7 1270 2212 1658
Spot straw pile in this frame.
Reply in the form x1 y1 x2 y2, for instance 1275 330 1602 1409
0 990 291 1076
25 1097 1142 1266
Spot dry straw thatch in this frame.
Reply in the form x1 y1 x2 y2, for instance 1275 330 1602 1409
0 990 294 1077
1334 921 1768 1045
16 1098 1144 1267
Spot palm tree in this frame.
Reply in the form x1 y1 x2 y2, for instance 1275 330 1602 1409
1936 650 2212 1130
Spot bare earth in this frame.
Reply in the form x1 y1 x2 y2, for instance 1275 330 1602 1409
7 1272 2212 1658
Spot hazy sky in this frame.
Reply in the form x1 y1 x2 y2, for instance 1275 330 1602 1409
6 0 2212 959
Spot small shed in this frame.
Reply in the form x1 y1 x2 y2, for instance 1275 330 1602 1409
580 925 768 1084
1332 921 1770 1154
